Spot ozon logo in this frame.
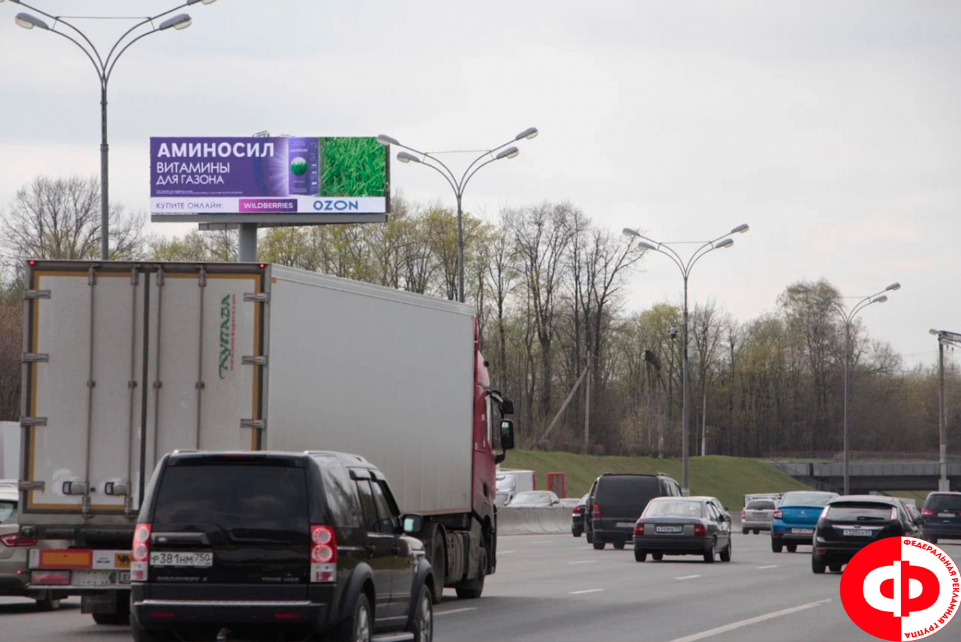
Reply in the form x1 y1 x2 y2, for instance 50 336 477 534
841 537 959 640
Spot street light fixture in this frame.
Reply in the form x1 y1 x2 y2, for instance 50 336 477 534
797 282 901 494
622 223 749 494
930 328 961 492
4 0 216 260
378 128 538 303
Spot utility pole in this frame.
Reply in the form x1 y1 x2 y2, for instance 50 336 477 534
931 328 961 492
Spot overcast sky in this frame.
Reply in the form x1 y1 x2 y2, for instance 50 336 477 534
2 1 959 368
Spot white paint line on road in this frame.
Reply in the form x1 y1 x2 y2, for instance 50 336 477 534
568 560 593 565
498 550 517 555
666 599 832 642
569 588 605 595
675 575 702 581
756 565 779 570
435 607 477 617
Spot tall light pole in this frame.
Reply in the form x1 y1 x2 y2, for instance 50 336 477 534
623 224 749 495
377 128 538 303
930 328 961 492
799 282 901 495
4 0 217 260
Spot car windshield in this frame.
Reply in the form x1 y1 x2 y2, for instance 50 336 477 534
746 500 776 510
780 492 835 507
510 492 554 507
643 500 704 518
827 502 894 521
0 499 15 523
924 494 961 512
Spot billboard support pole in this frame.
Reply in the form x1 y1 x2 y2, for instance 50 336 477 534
239 224 258 262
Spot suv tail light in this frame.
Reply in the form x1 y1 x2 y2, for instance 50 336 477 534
131 523 151 582
634 523 644 536
310 525 337 583
0 533 38 547
592 504 600 519
922 508 934 517
694 524 706 537
773 509 783 520
572 505 582 515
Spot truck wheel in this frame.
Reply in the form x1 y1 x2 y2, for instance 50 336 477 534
407 584 433 642
334 592 373 642
430 531 446 605
455 551 486 600
35 594 61 612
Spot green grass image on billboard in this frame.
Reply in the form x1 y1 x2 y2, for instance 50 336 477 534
318 137 387 197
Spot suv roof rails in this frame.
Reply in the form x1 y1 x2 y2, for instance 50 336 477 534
303 451 368 464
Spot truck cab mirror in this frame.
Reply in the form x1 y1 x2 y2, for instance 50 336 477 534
501 420 515 450
500 398 514 415
402 514 424 535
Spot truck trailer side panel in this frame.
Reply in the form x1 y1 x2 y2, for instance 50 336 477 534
265 267 475 515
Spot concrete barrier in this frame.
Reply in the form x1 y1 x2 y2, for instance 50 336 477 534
497 506 573 535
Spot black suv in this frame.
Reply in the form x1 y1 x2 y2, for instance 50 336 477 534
590 473 682 550
131 451 434 642
920 492 961 544
812 495 924 574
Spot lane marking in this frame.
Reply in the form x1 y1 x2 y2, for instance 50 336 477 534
435 607 477 617
756 565 779 569
498 550 517 555
666 599 832 642
569 588 605 595
675 574 702 581
569 560 593 565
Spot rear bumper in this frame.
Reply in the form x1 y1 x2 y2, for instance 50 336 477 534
813 541 870 563
742 520 771 530
922 524 961 539
634 535 710 554
771 524 815 543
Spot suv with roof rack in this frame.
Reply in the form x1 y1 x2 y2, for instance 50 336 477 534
590 473 682 550
130 451 434 642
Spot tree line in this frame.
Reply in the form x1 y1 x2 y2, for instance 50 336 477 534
0 175 957 458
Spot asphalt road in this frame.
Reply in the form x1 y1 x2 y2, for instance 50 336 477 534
2 533 959 641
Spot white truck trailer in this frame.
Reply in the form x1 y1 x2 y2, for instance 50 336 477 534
17 260 516 622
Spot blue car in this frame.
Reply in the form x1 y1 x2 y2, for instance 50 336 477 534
771 491 838 553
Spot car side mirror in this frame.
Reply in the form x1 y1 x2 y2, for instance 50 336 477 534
501 420 515 450
402 514 424 535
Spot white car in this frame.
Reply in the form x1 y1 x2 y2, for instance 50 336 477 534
0 481 65 610
508 490 561 507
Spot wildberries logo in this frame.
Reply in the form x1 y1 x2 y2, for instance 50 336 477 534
840 537 958 640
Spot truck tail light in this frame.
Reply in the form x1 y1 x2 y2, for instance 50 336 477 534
592 504 600 519
30 571 69 585
0 533 38 547
694 524 706 537
131 523 151 582
310 525 337 583
773 510 783 520
634 523 644 536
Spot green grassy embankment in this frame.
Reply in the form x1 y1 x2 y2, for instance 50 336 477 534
505 450 814 511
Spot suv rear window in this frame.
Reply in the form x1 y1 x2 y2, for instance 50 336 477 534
153 463 309 537
826 502 895 521
746 500 776 510
924 494 961 513
594 476 662 517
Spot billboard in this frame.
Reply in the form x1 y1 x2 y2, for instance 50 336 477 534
150 136 389 224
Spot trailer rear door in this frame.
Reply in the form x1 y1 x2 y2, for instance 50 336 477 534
21 262 266 516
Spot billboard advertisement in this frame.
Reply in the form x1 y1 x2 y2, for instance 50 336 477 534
150 136 389 224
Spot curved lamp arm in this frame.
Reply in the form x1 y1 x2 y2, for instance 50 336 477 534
45 28 104 83
15 1 106 70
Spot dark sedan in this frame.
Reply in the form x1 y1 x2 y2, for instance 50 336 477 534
812 495 924 574
633 496 733 563
572 493 589 537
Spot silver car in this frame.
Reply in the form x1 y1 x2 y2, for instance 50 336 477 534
741 498 777 534
0 481 64 610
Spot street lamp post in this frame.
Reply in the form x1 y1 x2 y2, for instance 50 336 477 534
799 282 901 495
377 128 538 303
623 224 749 495
930 328 961 492
4 0 216 260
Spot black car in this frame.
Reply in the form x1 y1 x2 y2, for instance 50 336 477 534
812 495 924 574
920 492 961 544
131 451 434 642
591 473 682 550
633 496 733 563
572 493 589 538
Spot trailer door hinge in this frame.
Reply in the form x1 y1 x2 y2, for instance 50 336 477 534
241 419 265 430
24 289 51 300
20 417 47 427
22 352 49 363
244 292 269 303
242 356 267 366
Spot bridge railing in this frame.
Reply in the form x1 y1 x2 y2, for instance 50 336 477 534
764 451 961 463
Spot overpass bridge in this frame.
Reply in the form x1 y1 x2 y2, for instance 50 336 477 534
767 452 961 494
